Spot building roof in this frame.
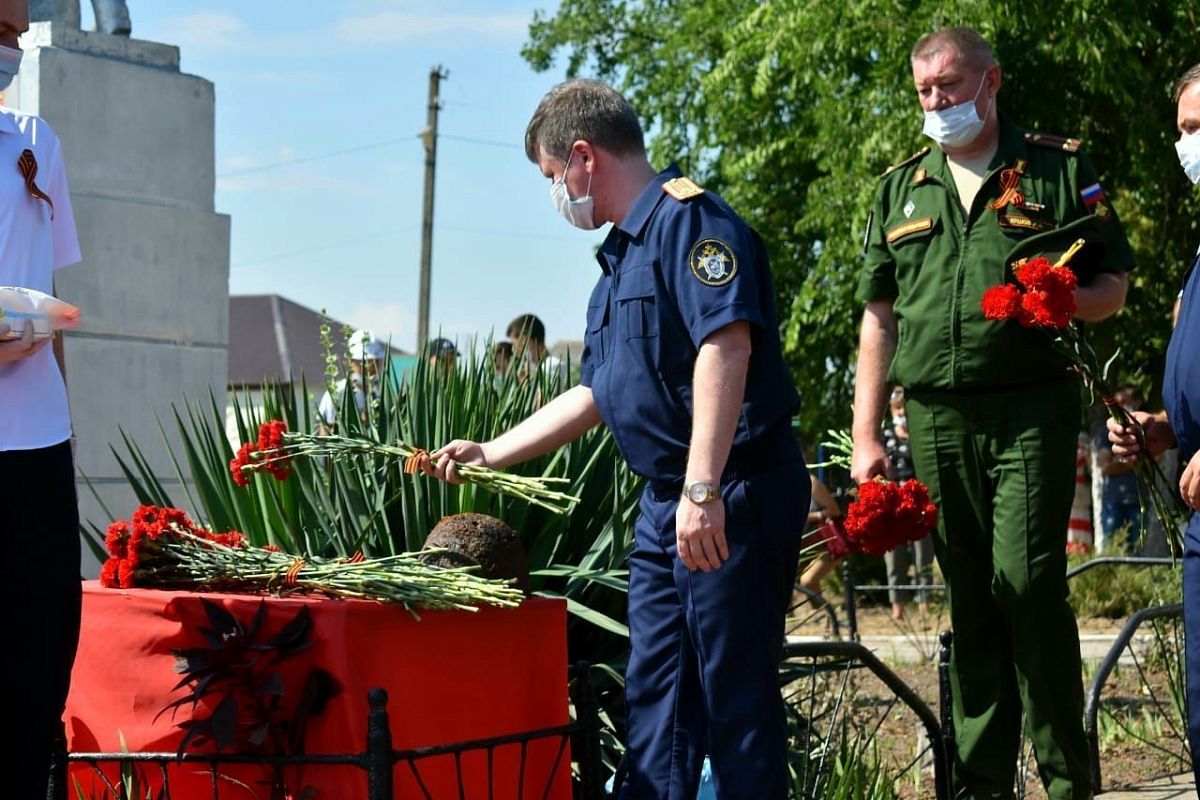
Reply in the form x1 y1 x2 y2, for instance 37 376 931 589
228 295 406 388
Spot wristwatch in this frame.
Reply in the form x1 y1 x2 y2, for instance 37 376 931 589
683 481 721 504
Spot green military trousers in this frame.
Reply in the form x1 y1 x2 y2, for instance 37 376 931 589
906 378 1090 800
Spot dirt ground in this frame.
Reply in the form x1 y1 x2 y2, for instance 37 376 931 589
786 603 1190 798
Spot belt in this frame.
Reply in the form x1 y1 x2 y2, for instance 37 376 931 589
907 373 1075 399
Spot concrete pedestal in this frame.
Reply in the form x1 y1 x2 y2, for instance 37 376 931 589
10 23 231 575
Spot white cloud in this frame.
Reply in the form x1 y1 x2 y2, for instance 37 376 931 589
335 10 529 44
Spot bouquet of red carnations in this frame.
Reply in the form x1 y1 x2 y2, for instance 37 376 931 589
813 431 939 557
842 478 939 557
99 504 524 612
230 420 579 515
980 239 1187 554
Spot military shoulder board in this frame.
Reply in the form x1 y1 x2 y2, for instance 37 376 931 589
879 146 930 179
663 176 705 201
1024 132 1083 153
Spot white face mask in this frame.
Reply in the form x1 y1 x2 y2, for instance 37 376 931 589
1176 131 1200 185
0 44 22 92
550 151 598 230
922 72 991 148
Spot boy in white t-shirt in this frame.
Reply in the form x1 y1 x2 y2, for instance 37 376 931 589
0 3 85 795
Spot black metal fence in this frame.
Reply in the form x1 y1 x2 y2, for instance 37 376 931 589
1083 602 1188 795
62 661 605 800
780 638 955 800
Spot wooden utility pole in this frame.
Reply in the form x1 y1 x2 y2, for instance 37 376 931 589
417 65 448 351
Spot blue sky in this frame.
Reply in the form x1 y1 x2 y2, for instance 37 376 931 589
118 0 605 354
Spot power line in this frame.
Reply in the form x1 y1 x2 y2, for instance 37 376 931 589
439 133 522 150
231 228 415 268
217 137 413 178
230 223 580 269
217 132 520 179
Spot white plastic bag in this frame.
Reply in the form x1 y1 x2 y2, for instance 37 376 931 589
0 286 81 340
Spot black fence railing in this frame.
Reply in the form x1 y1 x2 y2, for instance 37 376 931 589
781 638 955 800
61 661 605 800
839 555 1176 641
1082 602 1188 795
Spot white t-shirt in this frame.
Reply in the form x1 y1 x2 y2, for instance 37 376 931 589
540 354 569 386
318 377 375 425
0 109 82 451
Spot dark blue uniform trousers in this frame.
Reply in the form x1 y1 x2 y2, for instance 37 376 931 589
1182 515 1200 788
621 459 808 800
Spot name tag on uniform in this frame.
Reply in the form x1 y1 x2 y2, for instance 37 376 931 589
997 214 1053 233
885 217 933 243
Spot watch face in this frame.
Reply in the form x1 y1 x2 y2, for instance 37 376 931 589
688 483 714 503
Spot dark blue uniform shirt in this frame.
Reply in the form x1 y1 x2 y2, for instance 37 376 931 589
1165 247 1200 537
579 165 800 482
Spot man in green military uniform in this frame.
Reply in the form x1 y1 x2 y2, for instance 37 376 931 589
850 27 1135 800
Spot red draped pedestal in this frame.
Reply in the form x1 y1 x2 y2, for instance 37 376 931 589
66 582 571 799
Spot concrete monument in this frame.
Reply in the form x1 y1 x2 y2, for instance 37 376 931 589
9 22 230 574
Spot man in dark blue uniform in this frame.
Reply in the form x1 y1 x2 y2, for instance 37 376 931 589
1109 62 1200 786
423 78 808 798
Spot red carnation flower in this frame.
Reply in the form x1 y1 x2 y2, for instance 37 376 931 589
229 442 253 487
213 531 247 548
118 559 136 589
230 420 293 485
99 558 120 588
105 521 130 558
981 284 1022 321
1019 288 1074 329
1014 257 1053 290
843 479 938 557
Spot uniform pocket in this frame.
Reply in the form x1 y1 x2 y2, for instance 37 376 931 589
585 302 608 365
615 264 660 340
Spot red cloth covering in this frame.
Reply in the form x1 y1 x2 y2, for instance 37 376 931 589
66 582 571 799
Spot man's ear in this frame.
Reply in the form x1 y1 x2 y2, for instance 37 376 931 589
571 140 599 174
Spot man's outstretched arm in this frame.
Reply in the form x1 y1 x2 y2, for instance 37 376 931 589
424 384 602 482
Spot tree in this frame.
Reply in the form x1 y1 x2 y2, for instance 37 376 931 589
523 0 1200 440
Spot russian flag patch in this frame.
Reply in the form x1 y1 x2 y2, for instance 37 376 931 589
1080 182 1105 208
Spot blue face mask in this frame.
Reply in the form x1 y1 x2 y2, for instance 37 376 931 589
0 44 22 92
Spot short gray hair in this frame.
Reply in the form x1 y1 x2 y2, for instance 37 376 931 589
524 79 645 163
911 27 997 72
1176 64 1200 103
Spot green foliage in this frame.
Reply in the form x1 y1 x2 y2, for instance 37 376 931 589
523 0 1200 433
1067 551 1181 618
781 656 903 799
73 733 165 800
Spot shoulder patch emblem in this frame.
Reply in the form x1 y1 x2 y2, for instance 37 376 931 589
880 146 931 179
688 238 737 286
1024 131 1083 153
663 176 705 201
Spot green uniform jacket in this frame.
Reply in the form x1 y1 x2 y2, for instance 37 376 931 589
857 118 1136 392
